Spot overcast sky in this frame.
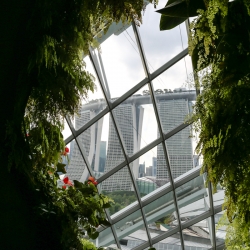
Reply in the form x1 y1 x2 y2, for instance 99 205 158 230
63 2 195 169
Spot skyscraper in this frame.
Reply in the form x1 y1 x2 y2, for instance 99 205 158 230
152 157 157 177
101 103 142 191
66 91 194 190
156 98 193 184
99 141 107 172
139 162 145 178
66 109 104 182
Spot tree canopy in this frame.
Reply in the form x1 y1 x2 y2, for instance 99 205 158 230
158 0 250 248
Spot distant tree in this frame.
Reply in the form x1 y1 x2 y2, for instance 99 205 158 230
154 89 164 94
143 90 151 95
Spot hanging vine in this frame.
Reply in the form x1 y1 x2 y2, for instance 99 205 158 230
158 0 250 248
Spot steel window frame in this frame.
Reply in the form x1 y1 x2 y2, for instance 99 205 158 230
63 18 225 250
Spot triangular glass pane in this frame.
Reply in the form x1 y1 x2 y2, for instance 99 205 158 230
94 23 145 100
143 191 178 239
96 227 118 249
152 57 196 135
129 144 171 198
152 55 194 93
65 139 90 182
165 124 198 180
212 184 225 207
62 118 72 140
152 232 182 250
99 166 138 216
176 175 210 224
112 84 159 157
182 218 213 249
114 209 149 249
69 55 108 129
215 211 226 246
74 112 125 180
139 2 188 72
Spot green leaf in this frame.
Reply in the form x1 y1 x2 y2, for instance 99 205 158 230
102 202 111 208
73 179 84 189
160 14 186 30
157 0 206 17
90 231 99 240
56 163 66 173
100 219 111 227
157 0 206 30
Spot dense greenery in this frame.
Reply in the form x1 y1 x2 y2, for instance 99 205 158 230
103 191 137 214
158 0 250 248
0 0 158 249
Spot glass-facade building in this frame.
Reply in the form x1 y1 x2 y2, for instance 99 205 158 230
63 2 225 249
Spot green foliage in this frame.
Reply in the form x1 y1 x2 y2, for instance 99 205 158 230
157 0 206 30
102 191 137 214
158 0 250 248
3 0 159 248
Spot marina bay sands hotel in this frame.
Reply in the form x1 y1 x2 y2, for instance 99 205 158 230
67 90 196 191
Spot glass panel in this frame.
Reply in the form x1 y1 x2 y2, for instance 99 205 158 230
156 143 173 186
97 24 145 100
183 218 213 249
114 209 149 249
100 166 138 216
96 227 118 249
176 175 209 223
152 233 183 250
165 125 198 181
70 112 126 180
143 191 178 239
129 144 163 198
65 139 90 182
215 211 226 246
152 55 194 93
213 184 225 207
112 84 159 157
62 119 72 140
70 55 108 129
139 2 188 71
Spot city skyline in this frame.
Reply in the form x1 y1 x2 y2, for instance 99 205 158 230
66 89 196 191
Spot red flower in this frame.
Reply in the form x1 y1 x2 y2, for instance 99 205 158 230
65 147 69 153
93 181 98 186
62 185 66 189
88 176 95 182
63 177 69 184
68 180 73 186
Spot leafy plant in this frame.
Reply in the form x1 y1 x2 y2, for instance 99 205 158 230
0 0 157 248
158 0 250 248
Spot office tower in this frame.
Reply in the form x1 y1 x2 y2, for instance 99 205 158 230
152 157 157 177
156 98 193 185
99 141 107 172
66 110 96 181
146 166 153 176
101 103 141 191
139 162 145 178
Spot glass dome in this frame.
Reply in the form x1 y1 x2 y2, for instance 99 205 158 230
62 2 225 250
